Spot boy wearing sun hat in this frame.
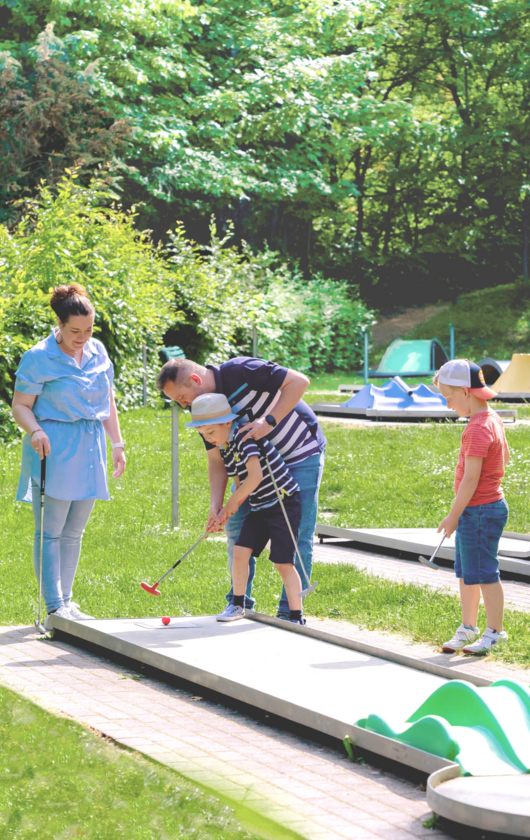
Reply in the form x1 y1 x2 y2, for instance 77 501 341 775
434 359 510 655
185 393 306 625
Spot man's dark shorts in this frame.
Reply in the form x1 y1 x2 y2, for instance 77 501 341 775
235 492 301 564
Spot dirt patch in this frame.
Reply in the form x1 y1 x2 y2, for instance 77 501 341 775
371 304 449 347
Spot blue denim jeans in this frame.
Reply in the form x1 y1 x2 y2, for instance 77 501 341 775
32 481 95 612
224 450 325 614
454 498 509 585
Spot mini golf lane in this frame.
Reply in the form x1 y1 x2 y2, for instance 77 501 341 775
50 612 530 836
316 525 530 577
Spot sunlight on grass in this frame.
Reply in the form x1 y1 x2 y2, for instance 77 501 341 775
1 408 530 667
0 683 265 840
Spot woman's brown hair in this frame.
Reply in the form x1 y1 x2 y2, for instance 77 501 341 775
50 283 94 323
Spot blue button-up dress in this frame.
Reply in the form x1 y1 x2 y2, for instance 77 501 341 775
15 330 114 503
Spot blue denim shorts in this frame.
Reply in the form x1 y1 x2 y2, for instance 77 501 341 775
454 498 509 585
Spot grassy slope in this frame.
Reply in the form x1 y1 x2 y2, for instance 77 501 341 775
0 683 270 840
2 410 530 666
399 282 530 362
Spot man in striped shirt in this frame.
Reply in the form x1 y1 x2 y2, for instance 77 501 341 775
157 356 326 619
185 393 306 623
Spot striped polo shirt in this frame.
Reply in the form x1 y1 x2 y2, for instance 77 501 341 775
203 357 326 464
220 427 299 510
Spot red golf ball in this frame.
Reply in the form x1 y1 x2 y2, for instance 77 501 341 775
162 616 170 625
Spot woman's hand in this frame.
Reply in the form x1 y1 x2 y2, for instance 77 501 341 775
32 430 51 460
112 448 126 478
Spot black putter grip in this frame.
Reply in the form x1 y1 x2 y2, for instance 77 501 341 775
40 455 46 495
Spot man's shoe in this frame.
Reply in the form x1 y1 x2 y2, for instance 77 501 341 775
44 605 71 630
462 628 508 655
442 624 480 652
68 602 94 620
216 604 245 622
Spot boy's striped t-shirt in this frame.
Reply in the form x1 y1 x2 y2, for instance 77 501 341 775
203 357 326 465
220 427 299 510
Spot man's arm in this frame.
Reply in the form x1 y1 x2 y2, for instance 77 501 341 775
207 447 229 532
239 368 309 441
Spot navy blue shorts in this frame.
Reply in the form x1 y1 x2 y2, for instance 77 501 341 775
235 492 301 564
454 498 509 585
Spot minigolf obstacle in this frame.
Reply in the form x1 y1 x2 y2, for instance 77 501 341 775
48 610 530 836
482 353 530 399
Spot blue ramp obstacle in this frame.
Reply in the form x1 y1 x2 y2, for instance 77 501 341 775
343 376 447 414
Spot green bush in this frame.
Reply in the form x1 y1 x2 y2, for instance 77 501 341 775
165 225 375 372
0 172 176 435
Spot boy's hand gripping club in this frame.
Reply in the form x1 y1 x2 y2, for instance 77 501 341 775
256 439 317 598
419 532 445 570
140 532 209 595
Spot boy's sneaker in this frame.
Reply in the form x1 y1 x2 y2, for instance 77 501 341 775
290 618 307 626
442 624 480 652
216 604 245 622
44 605 71 631
68 602 94 621
462 628 508 655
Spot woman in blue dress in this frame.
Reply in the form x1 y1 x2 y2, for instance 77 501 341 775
11 284 126 629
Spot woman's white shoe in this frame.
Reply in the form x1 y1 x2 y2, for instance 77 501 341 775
68 602 94 620
44 605 71 630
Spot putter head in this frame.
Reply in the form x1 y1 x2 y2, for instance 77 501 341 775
419 555 440 571
299 581 318 598
34 619 47 635
140 581 161 596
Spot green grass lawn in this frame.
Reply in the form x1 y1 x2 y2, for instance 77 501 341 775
0 683 272 840
1 410 530 667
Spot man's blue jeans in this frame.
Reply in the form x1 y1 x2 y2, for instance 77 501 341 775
224 450 325 615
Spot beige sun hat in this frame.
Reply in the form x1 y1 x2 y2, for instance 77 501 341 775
185 393 239 428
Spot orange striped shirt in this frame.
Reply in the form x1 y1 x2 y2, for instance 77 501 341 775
454 411 508 506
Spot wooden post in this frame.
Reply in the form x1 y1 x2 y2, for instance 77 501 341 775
252 325 258 357
171 403 179 529
142 344 147 407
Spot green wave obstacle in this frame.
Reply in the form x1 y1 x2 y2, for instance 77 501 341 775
357 679 530 776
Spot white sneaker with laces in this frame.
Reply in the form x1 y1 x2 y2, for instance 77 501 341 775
44 605 71 631
462 627 508 655
216 604 245 622
442 623 480 652
68 602 94 620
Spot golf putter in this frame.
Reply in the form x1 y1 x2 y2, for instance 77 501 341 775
256 440 317 598
35 455 47 635
419 532 446 570
140 532 209 595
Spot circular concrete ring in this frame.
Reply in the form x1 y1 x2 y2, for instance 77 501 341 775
427 765 530 837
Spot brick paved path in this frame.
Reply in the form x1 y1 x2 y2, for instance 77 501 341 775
0 624 448 840
2 544 529 840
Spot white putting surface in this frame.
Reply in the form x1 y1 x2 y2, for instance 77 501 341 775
51 614 445 734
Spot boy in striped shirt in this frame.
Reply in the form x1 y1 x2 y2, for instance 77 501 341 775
435 360 510 655
186 393 306 624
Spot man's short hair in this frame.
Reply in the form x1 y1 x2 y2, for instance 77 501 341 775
156 358 205 391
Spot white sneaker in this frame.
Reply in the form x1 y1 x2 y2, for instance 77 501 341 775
442 623 480 652
216 604 245 622
463 627 509 655
68 602 94 620
44 605 71 630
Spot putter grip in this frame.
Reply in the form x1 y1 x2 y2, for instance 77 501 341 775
40 455 46 494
